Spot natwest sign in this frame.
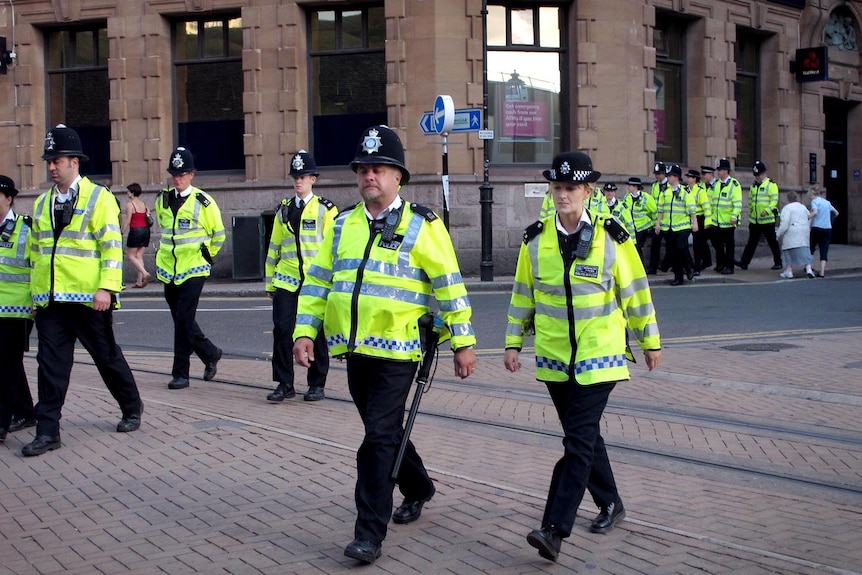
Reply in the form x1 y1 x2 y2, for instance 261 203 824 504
795 47 829 83
501 101 548 139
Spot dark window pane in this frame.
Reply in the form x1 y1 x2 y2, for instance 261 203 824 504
228 18 242 57
203 20 224 58
47 69 110 175
368 7 385 48
735 77 756 167
97 28 108 66
179 22 199 60
654 63 682 162
343 11 363 49
312 11 336 51
76 31 94 67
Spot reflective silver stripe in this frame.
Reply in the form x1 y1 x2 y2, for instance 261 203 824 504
358 258 427 282
0 257 28 267
536 299 615 321
439 295 470 312
619 276 651 299
511 281 532 299
430 271 465 290
333 258 363 273
44 230 94 242
508 305 532 321
534 280 566 297
55 246 98 258
296 313 323 331
0 272 29 282
331 280 431 307
266 254 279 266
168 234 210 245
397 213 425 266
104 260 124 269
448 322 475 337
306 264 332 284
299 284 330 300
505 322 523 336
100 239 123 250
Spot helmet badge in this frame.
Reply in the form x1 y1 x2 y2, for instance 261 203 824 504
292 154 305 172
559 161 571 175
45 131 56 152
362 128 383 155
171 149 186 171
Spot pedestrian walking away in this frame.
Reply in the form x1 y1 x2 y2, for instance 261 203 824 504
24 125 143 457
293 125 477 564
505 151 662 563
121 182 152 287
0 175 36 444
737 161 782 271
265 150 336 403
807 186 840 277
776 190 815 279
155 146 226 390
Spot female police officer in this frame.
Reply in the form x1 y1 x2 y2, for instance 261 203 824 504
504 151 662 562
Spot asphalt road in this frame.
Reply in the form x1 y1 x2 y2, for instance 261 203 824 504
109 276 862 358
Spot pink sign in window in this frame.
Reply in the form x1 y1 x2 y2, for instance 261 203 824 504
502 101 548 137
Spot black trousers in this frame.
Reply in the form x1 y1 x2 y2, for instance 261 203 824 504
272 288 328 387
741 222 781 266
692 216 712 271
346 355 433 545
647 230 667 272
34 304 142 437
0 318 35 429
164 277 220 379
714 227 736 271
542 381 618 537
634 229 652 267
668 229 692 281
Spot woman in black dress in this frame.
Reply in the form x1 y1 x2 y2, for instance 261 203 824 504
122 183 152 287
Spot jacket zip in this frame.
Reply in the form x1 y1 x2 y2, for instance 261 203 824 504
347 221 378 352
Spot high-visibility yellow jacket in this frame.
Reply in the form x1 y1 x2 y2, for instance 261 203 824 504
622 191 657 233
0 213 32 319
690 181 714 225
506 212 661 384
747 177 779 225
657 185 696 232
265 194 337 293
651 178 668 200
155 186 225 285
539 192 556 220
607 198 636 239
294 200 476 361
713 177 742 228
30 177 124 308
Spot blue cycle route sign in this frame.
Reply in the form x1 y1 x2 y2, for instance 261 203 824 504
419 108 482 135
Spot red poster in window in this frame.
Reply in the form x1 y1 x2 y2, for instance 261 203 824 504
502 101 548 138
654 109 665 145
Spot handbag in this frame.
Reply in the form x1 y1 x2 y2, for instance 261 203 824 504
145 209 155 227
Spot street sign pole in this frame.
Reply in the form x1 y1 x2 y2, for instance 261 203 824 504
442 133 450 230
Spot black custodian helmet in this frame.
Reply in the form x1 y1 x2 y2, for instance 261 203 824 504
167 146 196 176
41 124 89 161
349 125 410 185
290 150 320 178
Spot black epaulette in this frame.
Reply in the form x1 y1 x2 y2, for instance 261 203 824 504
317 196 336 210
22 215 33 228
161 189 172 209
196 192 211 207
410 203 439 222
337 202 361 218
602 215 630 244
523 220 543 244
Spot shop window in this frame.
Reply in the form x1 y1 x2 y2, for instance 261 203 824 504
486 4 565 165
654 17 685 164
309 6 386 167
173 16 244 172
735 29 761 170
45 26 110 177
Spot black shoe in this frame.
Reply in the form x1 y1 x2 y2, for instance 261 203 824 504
590 501 626 534
8 417 36 433
0 428 7 442
735 260 748 270
168 377 190 390
267 383 296 402
22 435 61 457
117 412 142 433
686 269 694 281
670 279 684 286
720 268 734 275
203 348 222 381
344 539 382 563
303 386 325 402
526 527 562 562
692 270 701 277
392 484 435 524
771 264 783 270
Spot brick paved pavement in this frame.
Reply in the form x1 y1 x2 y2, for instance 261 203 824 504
1 246 860 575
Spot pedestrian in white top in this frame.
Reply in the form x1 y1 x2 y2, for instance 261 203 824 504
776 190 814 279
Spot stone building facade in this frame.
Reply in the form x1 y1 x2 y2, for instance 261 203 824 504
0 0 859 278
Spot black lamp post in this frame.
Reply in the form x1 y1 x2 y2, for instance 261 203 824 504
479 0 494 281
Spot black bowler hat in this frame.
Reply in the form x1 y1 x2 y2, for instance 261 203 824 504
700 165 715 174
685 169 701 179
542 152 601 183
350 125 411 185
289 150 320 178
0 175 19 197
627 177 643 188
667 164 683 179
716 158 732 171
167 146 196 176
41 124 89 162
653 161 667 174
753 160 767 175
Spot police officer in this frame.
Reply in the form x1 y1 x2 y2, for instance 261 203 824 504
647 162 670 274
265 150 336 403
0 175 36 443
622 177 657 265
712 158 743 274
602 183 635 238
737 160 782 271
24 125 143 456
701 165 722 270
155 146 226 390
505 151 661 562
655 165 697 285
293 125 477 564
684 169 713 275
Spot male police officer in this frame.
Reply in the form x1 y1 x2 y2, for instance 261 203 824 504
155 146 225 390
265 150 336 402
293 125 477 564
737 160 782 271
24 125 143 456
712 158 743 274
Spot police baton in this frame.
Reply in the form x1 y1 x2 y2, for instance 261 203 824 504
391 313 440 481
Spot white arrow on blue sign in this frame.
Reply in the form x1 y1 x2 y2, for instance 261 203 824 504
419 108 482 135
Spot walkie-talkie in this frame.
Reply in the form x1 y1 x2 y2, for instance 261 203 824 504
574 222 594 259
381 205 403 242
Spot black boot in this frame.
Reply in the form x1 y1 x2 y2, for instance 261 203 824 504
267 382 295 402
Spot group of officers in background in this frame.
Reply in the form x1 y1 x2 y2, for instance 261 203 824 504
541 157 783 286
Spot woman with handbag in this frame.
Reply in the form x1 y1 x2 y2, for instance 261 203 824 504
122 182 152 287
